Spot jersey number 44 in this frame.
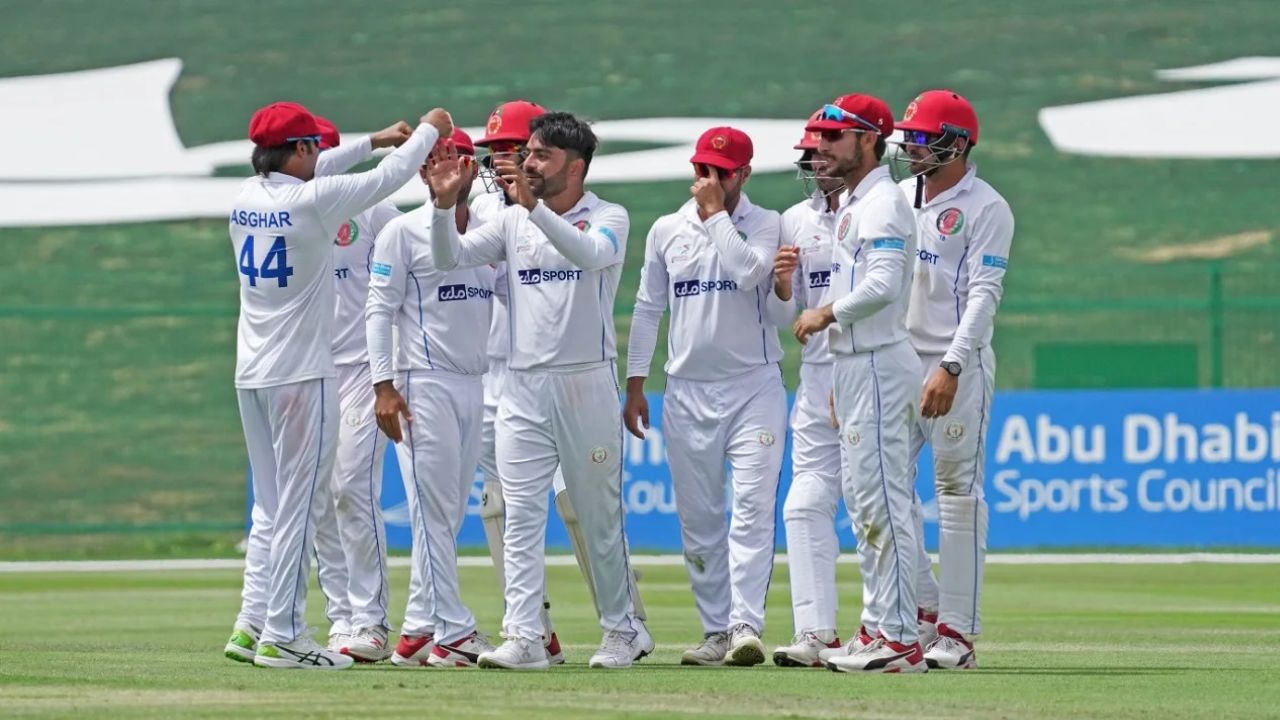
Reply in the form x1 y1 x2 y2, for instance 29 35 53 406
238 235 295 288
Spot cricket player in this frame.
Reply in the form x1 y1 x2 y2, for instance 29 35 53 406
625 127 784 667
792 94 927 674
470 99 567 664
312 116 406 663
767 113 852 667
366 128 499 668
224 100 451 670
894 90 1014 670
428 111 653 670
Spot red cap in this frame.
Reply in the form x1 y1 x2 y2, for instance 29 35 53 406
805 94 894 136
314 115 340 150
435 128 476 156
897 89 980 145
794 110 824 150
690 126 753 170
248 101 320 147
478 100 547 146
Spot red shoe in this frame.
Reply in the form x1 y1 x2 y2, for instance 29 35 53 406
390 633 435 667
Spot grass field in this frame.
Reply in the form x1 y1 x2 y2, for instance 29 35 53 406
3 2 1280 549
2 561 1279 719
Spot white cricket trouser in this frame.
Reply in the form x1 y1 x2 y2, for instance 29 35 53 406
911 346 995 638
833 341 922 645
783 362 843 635
396 369 484 644
665 364 787 635
328 363 390 630
311 474 352 636
236 378 338 645
497 363 638 641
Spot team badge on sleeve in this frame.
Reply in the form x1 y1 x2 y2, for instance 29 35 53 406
937 208 965 236
334 220 359 247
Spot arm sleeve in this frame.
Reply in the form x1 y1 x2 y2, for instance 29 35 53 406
702 210 776 290
365 225 409 385
314 136 373 177
492 261 509 302
429 205 507 270
527 201 628 271
625 222 669 380
944 200 1014 365
831 199 914 324
312 123 437 229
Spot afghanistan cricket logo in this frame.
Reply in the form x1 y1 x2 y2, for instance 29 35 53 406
903 99 920 122
574 220 591 232
335 220 359 247
937 208 965 236
486 110 503 136
711 135 728 150
837 214 851 241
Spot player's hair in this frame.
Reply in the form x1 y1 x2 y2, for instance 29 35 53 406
529 112 597 174
251 142 298 176
873 136 887 161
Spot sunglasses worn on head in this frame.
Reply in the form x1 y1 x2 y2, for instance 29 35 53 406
820 104 881 134
287 134 323 144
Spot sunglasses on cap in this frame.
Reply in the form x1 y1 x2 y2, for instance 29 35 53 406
694 163 739 180
286 134 323 144
900 125 971 147
820 104 881 134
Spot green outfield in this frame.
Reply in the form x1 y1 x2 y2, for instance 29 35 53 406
1 561 1278 719
3 0 1280 550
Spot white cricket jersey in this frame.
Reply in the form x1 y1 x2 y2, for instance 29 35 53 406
901 164 1014 366
332 201 402 366
628 195 783 382
365 206 494 383
822 165 917 356
229 122 438 389
470 192 511 362
781 194 838 365
430 192 628 372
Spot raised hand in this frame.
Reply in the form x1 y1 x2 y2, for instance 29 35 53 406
427 140 467 208
691 165 726 221
370 121 413 149
494 157 536 210
422 108 454 138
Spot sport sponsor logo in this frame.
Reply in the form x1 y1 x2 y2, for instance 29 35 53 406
517 268 584 285
437 284 494 301
807 270 831 288
918 248 939 265
673 278 739 297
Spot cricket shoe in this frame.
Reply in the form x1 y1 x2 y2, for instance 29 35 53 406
224 622 260 663
254 632 354 670
827 637 927 674
925 624 977 670
817 625 875 662
918 609 939 651
680 631 730 666
341 625 392 663
589 622 655 669
545 632 566 665
327 630 353 654
478 635 550 670
773 632 841 668
725 623 766 667
390 633 435 667
428 632 495 668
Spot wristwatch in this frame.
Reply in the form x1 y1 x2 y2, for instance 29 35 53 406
940 361 962 377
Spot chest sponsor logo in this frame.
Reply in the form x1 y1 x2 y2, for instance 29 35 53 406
334 220 359 247
438 284 494 301
517 268 583 285
808 270 831 288
673 279 739 297
917 249 940 265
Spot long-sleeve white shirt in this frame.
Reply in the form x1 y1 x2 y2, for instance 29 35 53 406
765 193 838 365
429 191 628 371
902 164 1014 366
470 191 511 362
229 122 438 389
627 194 783 382
821 165 917 356
365 205 493 383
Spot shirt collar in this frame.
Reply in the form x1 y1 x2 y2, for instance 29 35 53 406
263 171 305 185
839 165 891 210
558 191 598 218
922 163 978 207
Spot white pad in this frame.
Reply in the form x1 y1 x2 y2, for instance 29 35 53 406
937 494 987 638
480 479 506 591
556 489 647 622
